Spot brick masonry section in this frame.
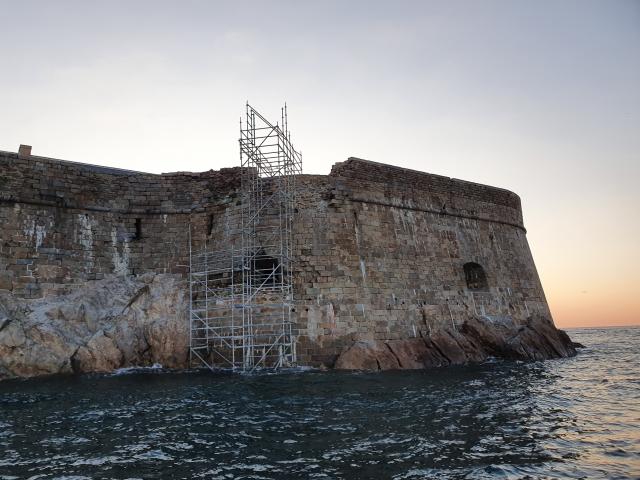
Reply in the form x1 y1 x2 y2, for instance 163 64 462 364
0 151 552 367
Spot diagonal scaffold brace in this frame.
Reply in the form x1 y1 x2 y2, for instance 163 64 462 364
189 103 302 372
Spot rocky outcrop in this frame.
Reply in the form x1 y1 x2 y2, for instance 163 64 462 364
0 273 579 379
334 316 578 371
0 273 188 380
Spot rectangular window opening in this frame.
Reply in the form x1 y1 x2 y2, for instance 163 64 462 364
207 214 214 236
134 218 142 240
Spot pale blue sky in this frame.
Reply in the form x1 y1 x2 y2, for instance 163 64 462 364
1 1 639 326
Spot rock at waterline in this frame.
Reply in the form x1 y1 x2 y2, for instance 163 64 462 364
0 273 188 380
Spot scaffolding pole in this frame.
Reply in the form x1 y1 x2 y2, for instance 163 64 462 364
189 103 302 372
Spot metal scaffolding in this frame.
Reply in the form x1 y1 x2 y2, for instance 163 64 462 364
189 103 302 372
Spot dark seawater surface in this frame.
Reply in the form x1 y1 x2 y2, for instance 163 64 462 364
1 327 639 479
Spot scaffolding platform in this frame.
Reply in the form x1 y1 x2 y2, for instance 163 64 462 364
189 103 302 372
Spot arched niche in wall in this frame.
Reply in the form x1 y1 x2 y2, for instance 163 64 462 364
463 262 488 291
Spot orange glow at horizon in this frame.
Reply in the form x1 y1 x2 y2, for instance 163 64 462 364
529 200 640 329
541 259 640 328
546 287 639 329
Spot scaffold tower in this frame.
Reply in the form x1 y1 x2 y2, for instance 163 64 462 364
189 103 302 372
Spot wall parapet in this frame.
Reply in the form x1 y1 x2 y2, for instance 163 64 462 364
0 150 242 214
331 157 522 210
329 157 524 230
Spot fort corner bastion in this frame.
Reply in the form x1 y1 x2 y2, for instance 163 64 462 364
0 148 576 379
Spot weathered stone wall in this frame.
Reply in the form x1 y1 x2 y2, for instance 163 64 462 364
0 150 241 298
1 150 567 375
292 158 552 366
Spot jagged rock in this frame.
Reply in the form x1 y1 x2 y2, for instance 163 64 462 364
335 316 577 371
386 338 432 369
1 272 578 378
0 273 188 380
557 328 585 349
71 330 123 373
427 331 470 365
334 340 399 370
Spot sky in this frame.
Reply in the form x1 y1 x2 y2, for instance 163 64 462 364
1 1 638 328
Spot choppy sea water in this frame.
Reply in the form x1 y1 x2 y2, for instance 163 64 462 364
1 327 638 480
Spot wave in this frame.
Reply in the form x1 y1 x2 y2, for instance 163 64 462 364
111 363 164 376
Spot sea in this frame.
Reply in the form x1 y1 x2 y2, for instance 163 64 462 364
0 327 638 480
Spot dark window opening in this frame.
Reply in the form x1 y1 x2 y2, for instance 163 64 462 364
253 249 284 286
134 218 142 240
207 214 214 236
464 262 488 291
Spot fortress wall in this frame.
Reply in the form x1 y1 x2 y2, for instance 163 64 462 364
0 151 240 298
1 150 555 369
293 158 551 366
330 158 524 226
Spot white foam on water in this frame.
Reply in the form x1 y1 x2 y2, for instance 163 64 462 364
133 450 173 461
111 363 163 376
71 456 120 466
50 477 93 480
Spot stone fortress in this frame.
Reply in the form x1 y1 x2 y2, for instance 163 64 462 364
0 130 577 379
